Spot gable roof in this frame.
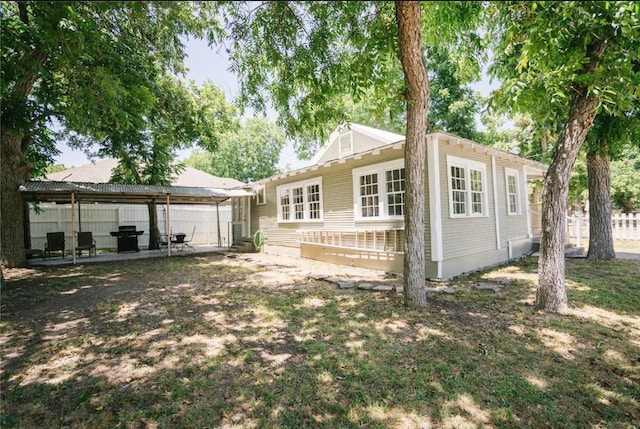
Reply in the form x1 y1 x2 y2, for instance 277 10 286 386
45 158 245 189
256 128 548 185
310 123 405 165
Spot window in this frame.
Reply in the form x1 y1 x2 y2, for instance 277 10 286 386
293 187 304 219
277 177 323 222
386 168 405 216
505 168 520 215
307 183 321 219
352 159 405 220
360 173 379 217
255 185 266 205
279 189 290 221
446 155 488 217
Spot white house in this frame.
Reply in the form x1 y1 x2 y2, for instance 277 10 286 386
232 123 547 280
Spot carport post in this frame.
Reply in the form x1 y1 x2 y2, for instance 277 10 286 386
216 202 222 247
71 192 76 265
166 195 171 256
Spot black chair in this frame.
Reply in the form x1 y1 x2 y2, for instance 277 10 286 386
183 226 196 251
76 231 96 257
45 232 65 259
154 228 169 253
171 233 187 252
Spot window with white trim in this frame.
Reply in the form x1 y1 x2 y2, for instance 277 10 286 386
505 168 520 215
255 184 266 205
279 189 290 220
307 183 321 219
277 177 323 222
446 155 488 217
353 159 405 220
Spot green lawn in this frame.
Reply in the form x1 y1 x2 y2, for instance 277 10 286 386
1 253 638 428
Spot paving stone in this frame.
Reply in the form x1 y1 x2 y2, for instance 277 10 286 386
425 287 442 292
441 287 457 294
309 274 329 280
372 285 394 292
358 283 376 290
337 281 355 289
476 282 503 292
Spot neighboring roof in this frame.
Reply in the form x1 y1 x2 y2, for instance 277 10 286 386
257 129 548 184
20 180 253 205
309 123 405 165
46 158 245 189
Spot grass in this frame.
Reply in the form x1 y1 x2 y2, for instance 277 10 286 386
1 252 639 428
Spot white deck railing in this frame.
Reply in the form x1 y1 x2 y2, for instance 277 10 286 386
299 228 405 253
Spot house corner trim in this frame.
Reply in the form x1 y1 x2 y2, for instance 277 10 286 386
427 135 443 262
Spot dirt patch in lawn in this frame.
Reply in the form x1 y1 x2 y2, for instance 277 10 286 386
2 251 639 428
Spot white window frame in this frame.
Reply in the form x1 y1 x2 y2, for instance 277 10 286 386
505 167 521 215
446 155 488 218
255 184 266 205
276 177 323 223
352 158 405 221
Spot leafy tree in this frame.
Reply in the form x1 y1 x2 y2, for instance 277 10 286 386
1 1 217 267
488 1 640 312
221 1 482 307
185 117 285 183
611 146 640 213
64 78 237 248
584 105 640 259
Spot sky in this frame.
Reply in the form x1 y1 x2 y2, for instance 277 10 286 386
54 37 500 170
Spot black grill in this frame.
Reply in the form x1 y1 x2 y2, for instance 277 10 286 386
110 225 144 253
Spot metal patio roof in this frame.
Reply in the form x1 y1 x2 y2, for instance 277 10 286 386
20 180 254 205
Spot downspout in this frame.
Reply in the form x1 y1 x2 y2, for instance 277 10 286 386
491 155 501 250
523 165 532 238
427 134 443 278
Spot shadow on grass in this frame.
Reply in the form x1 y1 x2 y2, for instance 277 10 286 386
1 254 639 428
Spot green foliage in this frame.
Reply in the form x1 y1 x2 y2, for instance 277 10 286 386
426 46 482 140
1 1 222 178
221 1 483 155
488 1 640 125
611 147 640 212
185 117 285 183
45 163 67 174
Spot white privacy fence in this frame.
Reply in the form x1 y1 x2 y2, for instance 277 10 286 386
29 203 233 250
567 212 640 246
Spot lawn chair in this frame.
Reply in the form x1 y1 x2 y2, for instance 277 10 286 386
45 232 65 259
154 228 169 253
183 226 196 251
75 231 96 257
171 233 187 252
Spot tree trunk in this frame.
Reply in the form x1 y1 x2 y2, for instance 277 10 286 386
396 1 429 308
147 202 159 250
536 94 599 313
23 203 32 250
1 131 31 268
586 149 615 260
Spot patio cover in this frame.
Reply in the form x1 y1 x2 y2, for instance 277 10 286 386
20 180 254 263
20 180 254 205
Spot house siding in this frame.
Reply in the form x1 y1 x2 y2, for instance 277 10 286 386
434 138 532 278
252 146 406 252
250 129 541 279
